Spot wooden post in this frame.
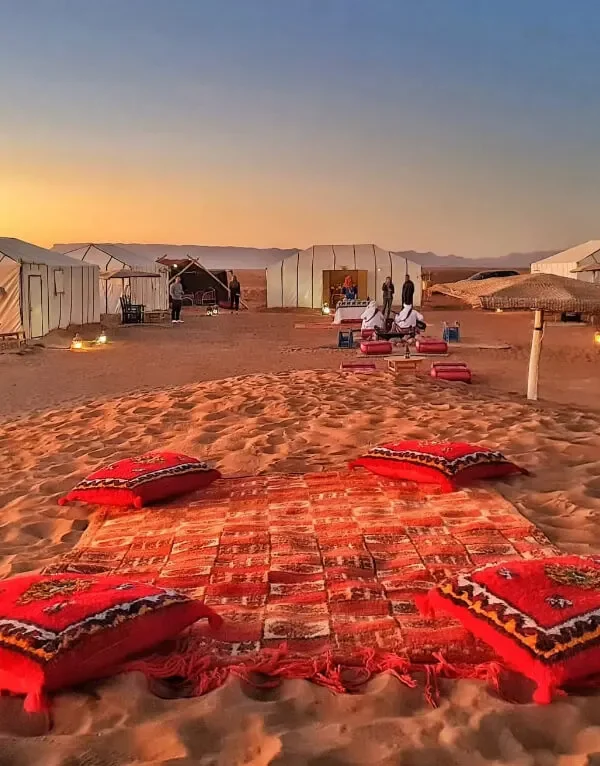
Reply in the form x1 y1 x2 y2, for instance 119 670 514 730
527 308 544 401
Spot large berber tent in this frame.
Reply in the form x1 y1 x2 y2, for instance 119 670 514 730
54 243 169 314
266 244 422 309
531 241 600 282
0 238 100 339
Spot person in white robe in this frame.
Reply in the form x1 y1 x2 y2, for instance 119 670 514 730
360 301 386 331
392 304 425 332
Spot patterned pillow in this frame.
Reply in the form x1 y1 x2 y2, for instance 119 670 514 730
0 573 222 712
421 556 600 703
349 440 526 492
59 452 221 508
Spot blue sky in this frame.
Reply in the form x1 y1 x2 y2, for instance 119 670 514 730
1 0 599 257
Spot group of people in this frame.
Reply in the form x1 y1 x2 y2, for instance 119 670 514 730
169 274 242 323
360 274 425 338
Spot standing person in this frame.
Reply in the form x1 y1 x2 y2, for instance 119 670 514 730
229 274 241 312
402 274 415 307
382 276 395 318
170 276 184 323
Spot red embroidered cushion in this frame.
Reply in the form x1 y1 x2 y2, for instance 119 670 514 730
349 440 526 492
0 574 222 712
421 556 600 703
59 452 221 508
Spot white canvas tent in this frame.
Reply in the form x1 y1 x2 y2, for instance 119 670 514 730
531 241 600 283
266 244 422 309
56 244 169 314
0 238 100 339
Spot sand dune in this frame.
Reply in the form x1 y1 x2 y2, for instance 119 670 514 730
1 369 600 763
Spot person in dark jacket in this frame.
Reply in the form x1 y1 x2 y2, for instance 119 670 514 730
229 274 241 311
382 276 395 318
401 274 415 307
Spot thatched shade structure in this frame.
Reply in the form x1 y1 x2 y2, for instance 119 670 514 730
100 269 160 280
431 273 600 400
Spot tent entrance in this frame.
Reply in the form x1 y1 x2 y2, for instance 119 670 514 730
170 266 229 305
28 275 44 338
322 270 368 308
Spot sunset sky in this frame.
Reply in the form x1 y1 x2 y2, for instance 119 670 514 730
2 0 600 258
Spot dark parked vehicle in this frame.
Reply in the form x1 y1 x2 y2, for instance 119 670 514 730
467 270 520 281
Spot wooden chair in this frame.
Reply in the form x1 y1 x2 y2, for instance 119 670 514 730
120 296 145 324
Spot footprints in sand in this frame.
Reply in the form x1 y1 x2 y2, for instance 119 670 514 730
3 368 600 568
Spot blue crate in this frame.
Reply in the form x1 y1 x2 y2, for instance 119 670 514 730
442 324 460 343
338 330 355 348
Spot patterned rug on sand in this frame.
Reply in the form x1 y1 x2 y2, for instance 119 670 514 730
45 471 559 694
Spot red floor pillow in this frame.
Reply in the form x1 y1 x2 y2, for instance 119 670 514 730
0 573 222 712
415 337 448 354
420 556 600 703
360 340 392 355
349 440 527 492
430 366 472 383
59 452 221 508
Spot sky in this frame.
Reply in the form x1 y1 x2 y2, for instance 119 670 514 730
1 0 600 259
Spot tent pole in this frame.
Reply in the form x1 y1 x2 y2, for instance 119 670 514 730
190 257 250 310
168 259 195 283
527 309 544 401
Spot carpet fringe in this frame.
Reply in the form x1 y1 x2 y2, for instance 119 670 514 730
119 640 508 707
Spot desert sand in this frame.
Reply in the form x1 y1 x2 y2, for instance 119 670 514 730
1 304 600 764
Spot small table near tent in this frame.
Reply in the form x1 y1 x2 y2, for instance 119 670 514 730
100 269 162 324
333 299 370 325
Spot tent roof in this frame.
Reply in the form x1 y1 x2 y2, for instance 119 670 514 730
56 243 158 271
432 272 600 312
54 243 290 271
533 240 600 266
279 243 421 269
0 238 94 267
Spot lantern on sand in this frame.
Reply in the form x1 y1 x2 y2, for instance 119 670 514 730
71 333 83 350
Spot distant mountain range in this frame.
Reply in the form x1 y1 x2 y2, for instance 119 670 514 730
391 250 559 269
53 242 559 270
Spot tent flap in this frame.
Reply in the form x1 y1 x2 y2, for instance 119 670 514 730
0 259 22 334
